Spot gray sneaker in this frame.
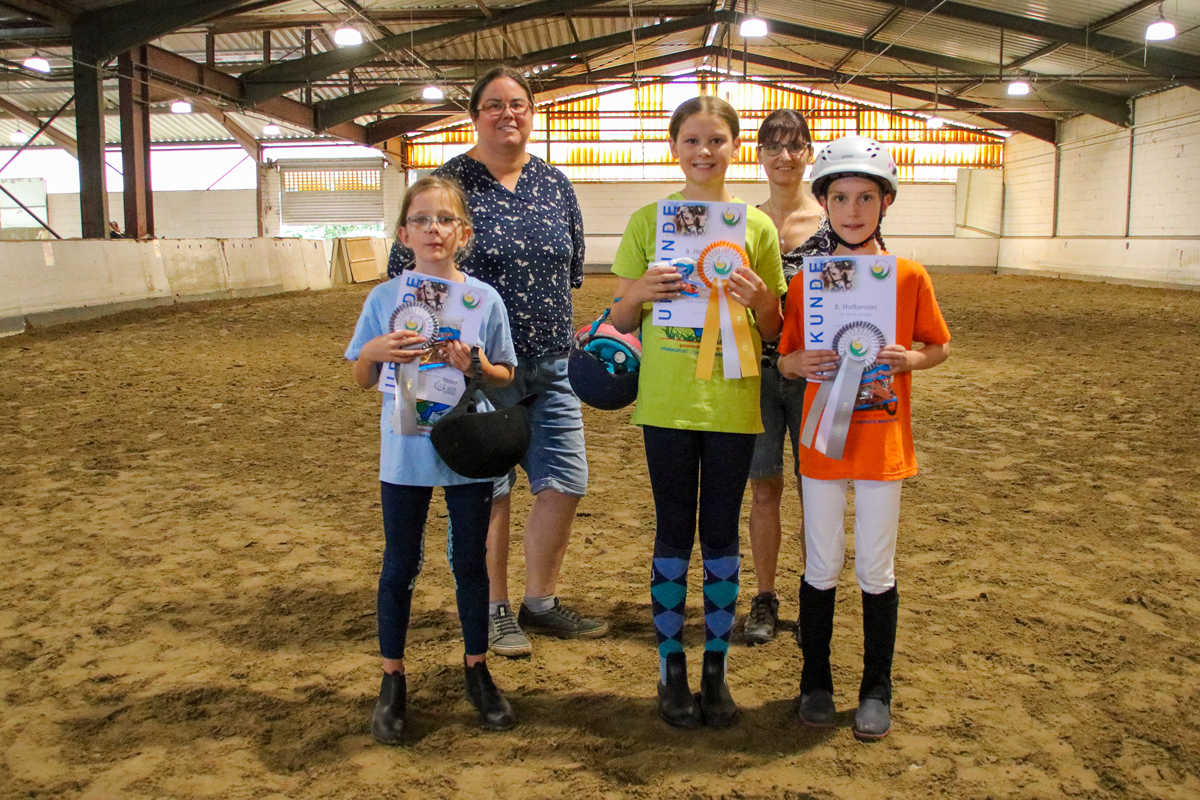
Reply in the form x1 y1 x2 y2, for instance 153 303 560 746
743 592 779 645
517 599 609 639
488 603 532 658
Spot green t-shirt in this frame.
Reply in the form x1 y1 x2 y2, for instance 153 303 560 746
612 194 785 433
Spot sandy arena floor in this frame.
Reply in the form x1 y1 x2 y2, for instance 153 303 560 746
1 272 1198 800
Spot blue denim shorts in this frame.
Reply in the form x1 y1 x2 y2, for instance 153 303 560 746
486 352 588 499
748 363 807 481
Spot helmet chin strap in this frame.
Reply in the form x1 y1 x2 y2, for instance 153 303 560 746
829 222 880 251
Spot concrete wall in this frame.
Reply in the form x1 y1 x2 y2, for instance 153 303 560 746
999 87 1200 288
0 237 332 336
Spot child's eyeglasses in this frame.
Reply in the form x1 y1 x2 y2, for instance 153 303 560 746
760 142 810 156
405 215 462 231
478 99 531 116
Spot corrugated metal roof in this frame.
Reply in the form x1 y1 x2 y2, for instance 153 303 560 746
1 0 1197 147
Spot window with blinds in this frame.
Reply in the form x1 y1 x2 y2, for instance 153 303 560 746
278 159 384 225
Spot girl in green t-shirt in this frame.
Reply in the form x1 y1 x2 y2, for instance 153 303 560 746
609 96 785 729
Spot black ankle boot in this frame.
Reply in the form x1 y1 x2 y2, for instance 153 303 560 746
657 651 702 728
855 585 898 741
463 659 515 730
370 671 406 745
796 578 838 727
699 650 738 728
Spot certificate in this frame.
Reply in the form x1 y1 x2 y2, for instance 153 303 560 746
800 255 898 459
650 200 747 328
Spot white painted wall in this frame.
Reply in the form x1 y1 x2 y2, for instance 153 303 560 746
1055 115 1131 237
999 87 1200 288
1129 88 1200 237
1002 134 1056 237
49 189 259 239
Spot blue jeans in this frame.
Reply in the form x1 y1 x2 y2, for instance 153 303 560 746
748 363 807 481
378 481 492 659
486 352 588 499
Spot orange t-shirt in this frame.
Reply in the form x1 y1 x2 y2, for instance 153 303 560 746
779 257 951 481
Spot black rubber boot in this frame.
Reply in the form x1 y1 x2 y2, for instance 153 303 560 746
370 671 407 745
464 659 515 730
854 585 899 741
796 578 837 727
699 650 738 728
657 651 703 728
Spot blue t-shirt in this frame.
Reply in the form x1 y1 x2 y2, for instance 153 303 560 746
345 275 516 486
388 153 585 358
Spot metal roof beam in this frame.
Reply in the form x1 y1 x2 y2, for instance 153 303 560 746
240 0 615 105
867 0 1200 90
0 94 77 155
193 97 261 159
140 44 367 143
0 0 73 27
206 6 712 33
365 45 1055 145
72 0 292 62
752 13 1131 127
320 13 724 130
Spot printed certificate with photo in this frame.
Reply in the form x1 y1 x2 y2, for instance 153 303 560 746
650 200 747 328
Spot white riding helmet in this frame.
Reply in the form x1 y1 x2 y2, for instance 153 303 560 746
810 135 899 199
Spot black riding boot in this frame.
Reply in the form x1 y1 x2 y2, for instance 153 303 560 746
796 578 837 727
464 659 515 730
657 651 703 728
699 650 738 727
854 585 898 740
370 671 407 745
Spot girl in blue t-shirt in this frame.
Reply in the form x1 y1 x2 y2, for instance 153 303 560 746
346 176 517 743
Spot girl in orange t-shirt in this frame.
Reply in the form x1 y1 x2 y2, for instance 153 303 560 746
778 136 951 741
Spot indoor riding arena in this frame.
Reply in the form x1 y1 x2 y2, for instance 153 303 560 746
2 2 1199 800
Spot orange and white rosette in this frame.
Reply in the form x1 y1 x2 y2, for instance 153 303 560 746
694 240 759 380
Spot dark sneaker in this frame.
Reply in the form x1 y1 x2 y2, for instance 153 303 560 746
743 592 779 645
488 603 532 658
518 599 609 639
797 690 837 727
853 697 891 740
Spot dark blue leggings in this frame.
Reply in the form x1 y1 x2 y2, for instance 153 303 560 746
378 481 492 659
642 426 757 552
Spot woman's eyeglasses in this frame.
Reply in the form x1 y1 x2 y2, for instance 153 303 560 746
405 215 462 231
478 99 531 116
760 142 811 156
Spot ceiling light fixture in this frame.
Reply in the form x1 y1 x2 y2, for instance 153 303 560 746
262 123 281 135
170 99 192 113
1007 80 1030 96
22 53 50 73
1145 3 1176 41
926 116 945 129
333 26 363 46
10 127 29 143
739 18 768 38
422 85 444 101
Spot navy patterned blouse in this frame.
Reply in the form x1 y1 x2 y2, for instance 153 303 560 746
388 153 586 358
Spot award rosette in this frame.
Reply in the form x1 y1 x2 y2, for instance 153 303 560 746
800 321 886 460
694 240 758 380
389 301 439 350
389 302 440 436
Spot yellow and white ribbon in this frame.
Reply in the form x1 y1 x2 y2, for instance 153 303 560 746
694 241 758 381
799 321 886 459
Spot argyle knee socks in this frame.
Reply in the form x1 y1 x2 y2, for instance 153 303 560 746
651 540 691 682
701 543 740 656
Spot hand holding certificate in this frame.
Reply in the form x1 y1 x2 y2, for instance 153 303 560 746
799 255 898 459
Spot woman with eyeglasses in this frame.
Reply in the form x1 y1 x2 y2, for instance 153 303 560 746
741 109 827 646
387 65 604 661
